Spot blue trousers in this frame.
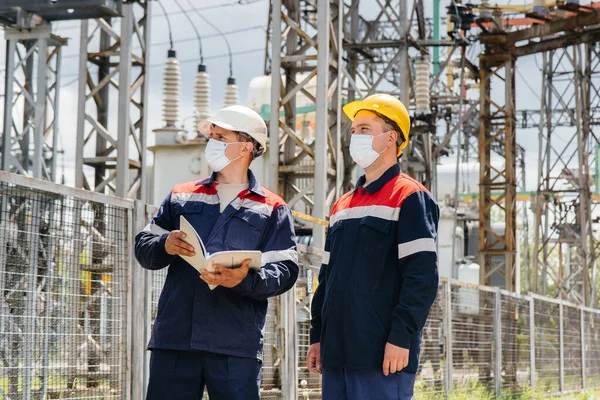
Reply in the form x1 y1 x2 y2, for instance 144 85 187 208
322 367 416 400
146 349 261 400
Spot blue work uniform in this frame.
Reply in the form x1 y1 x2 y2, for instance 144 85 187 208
135 170 299 400
310 163 440 400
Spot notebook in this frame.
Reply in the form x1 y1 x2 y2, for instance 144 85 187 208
178 215 262 290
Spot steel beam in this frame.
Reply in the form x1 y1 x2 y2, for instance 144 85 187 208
74 1 150 200
531 45 598 306
478 54 517 291
1 25 65 181
267 0 341 233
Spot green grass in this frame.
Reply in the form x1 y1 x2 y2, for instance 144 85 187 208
412 381 600 400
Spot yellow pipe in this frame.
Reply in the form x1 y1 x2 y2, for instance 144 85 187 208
473 1 557 13
292 210 328 226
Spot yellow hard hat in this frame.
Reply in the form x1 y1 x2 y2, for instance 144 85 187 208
343 94 410 157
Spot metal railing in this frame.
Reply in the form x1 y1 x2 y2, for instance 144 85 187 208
2 171 600 399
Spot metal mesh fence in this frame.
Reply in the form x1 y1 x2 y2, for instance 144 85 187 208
415 284 444 397
296 245 322 400
563 304 582 392
500 293 531 394
584 310 600 388
260 298 283 400
450 284 495 391
0 177 129 399
534 298 561 393
5 171 600 400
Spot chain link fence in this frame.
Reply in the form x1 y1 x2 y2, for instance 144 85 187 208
3 171 600 399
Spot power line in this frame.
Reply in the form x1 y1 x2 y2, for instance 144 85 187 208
185 0 234 78
58 47 264 81
58 26 265 60
174 0 204 64
516 68 541 101
156 0 174 50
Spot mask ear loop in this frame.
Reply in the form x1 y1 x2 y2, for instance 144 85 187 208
225 141 252 163
374 131 393 155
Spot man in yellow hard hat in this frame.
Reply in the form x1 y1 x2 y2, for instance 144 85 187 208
306 94 440 399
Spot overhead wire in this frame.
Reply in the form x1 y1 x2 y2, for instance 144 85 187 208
517 68 541 101
58 26 264 60
450 44 467 277
58 48 263 81
173 0 203 63
185 0 234 79
156 0 174 50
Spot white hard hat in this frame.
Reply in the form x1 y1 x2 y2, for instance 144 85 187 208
198 105 267 157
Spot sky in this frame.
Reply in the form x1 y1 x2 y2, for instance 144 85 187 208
0 0 592 195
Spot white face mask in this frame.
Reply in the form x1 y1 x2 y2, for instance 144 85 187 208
349 132 391 169
205 138 243 172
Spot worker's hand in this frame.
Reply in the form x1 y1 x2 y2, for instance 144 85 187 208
382 342 409 376
164 230 195 256
200 259 251 288
306 343 322 375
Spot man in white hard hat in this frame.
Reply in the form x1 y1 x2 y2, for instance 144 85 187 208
307 94 439 399
135 105 299 400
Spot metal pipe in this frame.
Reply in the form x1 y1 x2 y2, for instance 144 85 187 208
51 47 62 182
398 0 409 173
433 0 440 75
117 5 134 198
33 38 47 179
268 0 282 193
2 40 16 172
313 0 330 249
529 295 536 391
23 201 41 400
75 20 88 189
559 301 565 393
494 288 502 396
451 48 466 279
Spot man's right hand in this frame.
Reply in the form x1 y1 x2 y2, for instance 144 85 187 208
306 343 322 375
165 230 195 256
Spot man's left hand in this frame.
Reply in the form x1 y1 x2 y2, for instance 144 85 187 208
382 342 409 376
200 259 251 288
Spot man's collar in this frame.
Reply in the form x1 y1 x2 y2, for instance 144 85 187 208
196 169 266 197
355 163 400 194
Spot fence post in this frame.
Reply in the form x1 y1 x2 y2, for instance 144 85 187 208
281 287 298 399
129 200 151 400
443 280 453 396
581 307 586 390
529 294 535 392
494 288 502 397
559 300 564 394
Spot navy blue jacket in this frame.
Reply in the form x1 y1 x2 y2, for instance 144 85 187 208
135 171 299 360
310 164 439 373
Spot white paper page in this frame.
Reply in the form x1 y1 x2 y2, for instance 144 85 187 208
207 251 263 270
204 251 262 290
178 216 207 273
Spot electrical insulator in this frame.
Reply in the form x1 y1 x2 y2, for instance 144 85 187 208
532 0 548 16
224 77 239 107
477 0 493 21
447 2 475 33
446 66 454 92
162 49 181 127
195 64 211 128
415 56 431 116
